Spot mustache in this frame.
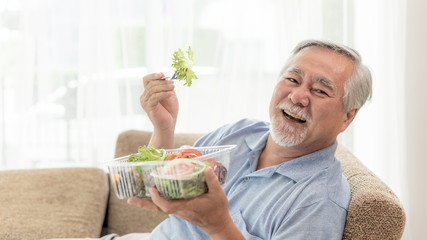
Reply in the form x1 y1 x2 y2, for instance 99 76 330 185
276 102 312 123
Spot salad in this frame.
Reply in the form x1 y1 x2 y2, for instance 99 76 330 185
151 159 208 199
165 148 228 184
129 145 167 162
126 146 168 197
115 146 228 198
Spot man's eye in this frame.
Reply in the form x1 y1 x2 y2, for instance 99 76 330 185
314 89 329 96
286 78 298 83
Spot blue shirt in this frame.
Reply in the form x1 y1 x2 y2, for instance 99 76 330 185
149 118 351 240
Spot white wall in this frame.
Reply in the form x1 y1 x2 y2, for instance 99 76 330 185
404 0 427 239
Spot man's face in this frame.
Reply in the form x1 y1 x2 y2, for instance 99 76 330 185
269 47 356 151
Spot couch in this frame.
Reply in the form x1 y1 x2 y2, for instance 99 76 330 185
0 130 406 240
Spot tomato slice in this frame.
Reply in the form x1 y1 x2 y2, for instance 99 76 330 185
180 148 202 157
166 148 202 160
164 161 195 176
181 153 199 158
166 152 182 160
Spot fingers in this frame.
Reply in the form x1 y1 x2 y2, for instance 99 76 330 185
127 197 163 212
142 72 174 99
141 84 175 107
204 168 222 193
141 74 175 108
143 73 165 87
149 187 177 213
144 77 175 96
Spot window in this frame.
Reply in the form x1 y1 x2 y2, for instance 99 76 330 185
0 1 406 204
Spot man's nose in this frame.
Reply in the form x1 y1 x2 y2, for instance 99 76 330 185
289 87 309 107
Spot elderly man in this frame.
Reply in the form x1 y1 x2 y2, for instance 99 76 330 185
125 39 373 240
56 40 371 240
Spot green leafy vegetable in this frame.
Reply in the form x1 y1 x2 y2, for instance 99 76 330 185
153 161 208 199
171 46 198 87
129 145 168 162
155 175 207 199
127 145 168 198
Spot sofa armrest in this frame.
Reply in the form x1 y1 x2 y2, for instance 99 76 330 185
336 144 406 239
0 167 109 239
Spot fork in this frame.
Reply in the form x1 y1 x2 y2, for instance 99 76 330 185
160 71 178 80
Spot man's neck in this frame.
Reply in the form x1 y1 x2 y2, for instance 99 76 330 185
256 135 334 170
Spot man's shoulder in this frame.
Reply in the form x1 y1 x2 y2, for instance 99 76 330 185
223 118 270 133
195 118 269 146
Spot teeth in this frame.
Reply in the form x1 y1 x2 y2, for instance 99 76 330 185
283 110 306 122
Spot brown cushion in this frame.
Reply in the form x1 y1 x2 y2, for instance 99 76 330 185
104 192 168 235
336 144 406 239
0 167 109 239
105 130 203 235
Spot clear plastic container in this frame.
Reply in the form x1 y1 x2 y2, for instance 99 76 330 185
151 159 208 199
106 157 164 199
105 145 236 199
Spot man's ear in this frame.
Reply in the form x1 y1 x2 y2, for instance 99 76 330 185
341 109 359 132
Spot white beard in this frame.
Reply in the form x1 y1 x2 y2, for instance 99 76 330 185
270 104 310 147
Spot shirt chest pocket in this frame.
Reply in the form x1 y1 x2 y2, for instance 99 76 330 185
231 211 263 240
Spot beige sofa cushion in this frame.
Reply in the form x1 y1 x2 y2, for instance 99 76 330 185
0 167 109 240
336 144 406 239
104 194 168 235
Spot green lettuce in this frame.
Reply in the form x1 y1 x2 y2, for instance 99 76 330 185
129 145 168 162
171 46 198 87
128 146 168 198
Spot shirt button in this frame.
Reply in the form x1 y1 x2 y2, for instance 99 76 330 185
244 177 250 182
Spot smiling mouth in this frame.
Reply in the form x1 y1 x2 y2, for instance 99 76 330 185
283 110 307 123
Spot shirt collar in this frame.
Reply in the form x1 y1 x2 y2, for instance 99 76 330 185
244 130 338 182
244 131 269 151
275 142 338 182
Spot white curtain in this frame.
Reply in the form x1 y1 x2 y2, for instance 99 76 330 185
0 0 326 169
0 0 407 234
351 0 407 203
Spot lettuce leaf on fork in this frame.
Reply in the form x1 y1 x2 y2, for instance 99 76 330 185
171 46 198 87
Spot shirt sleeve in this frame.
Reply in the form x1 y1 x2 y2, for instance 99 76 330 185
273 200 347 240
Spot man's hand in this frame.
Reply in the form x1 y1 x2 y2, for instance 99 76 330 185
128 168 245 240
140 73 178 148
127 197 163 212
140 73 178 131
149 168 229 233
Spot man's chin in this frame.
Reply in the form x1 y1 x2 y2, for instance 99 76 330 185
270 127 306 148
271 135 303 147
271 118 307 146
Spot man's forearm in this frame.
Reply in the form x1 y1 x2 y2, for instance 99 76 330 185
149 128 175 149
